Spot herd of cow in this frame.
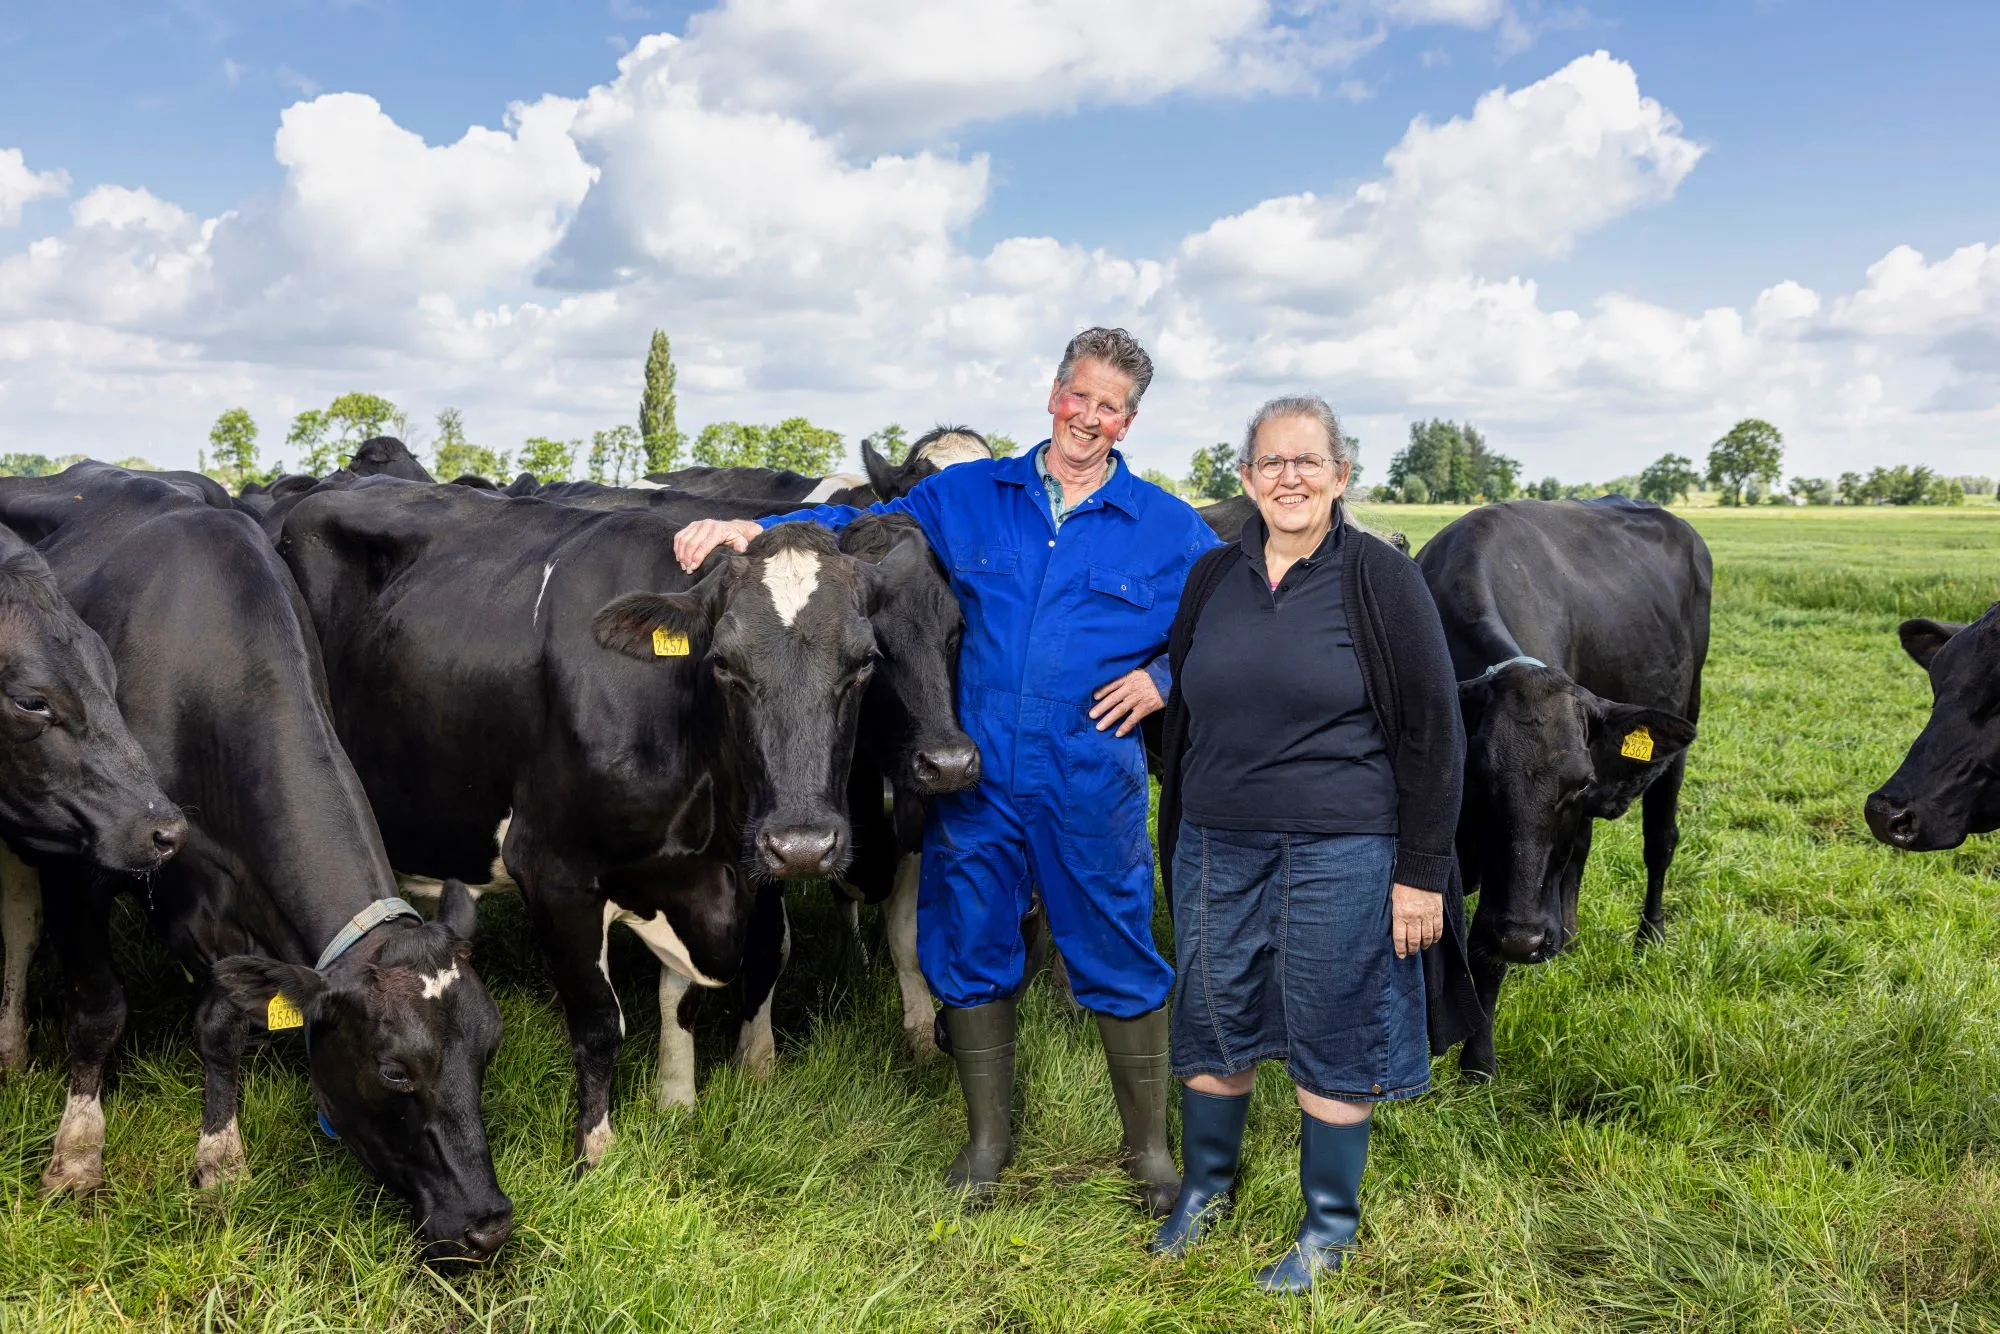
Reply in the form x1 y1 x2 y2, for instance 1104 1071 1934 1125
0 429 1988 1268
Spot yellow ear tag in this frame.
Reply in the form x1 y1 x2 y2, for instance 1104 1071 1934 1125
266 993 304 1031
1619 727 1655 762
652 626 690 657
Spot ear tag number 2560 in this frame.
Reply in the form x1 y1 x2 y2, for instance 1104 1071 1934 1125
267 993 305 1031
653 627 690 657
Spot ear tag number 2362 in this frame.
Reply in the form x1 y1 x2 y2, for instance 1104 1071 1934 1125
1620 727 1654 763
653 627 690 657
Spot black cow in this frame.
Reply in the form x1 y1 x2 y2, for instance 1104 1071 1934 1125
0 466 511 1263
652 425 993 509
1865 607 2000 850
274 480 924 1163
1418 497 1709 1079
348 436 435 482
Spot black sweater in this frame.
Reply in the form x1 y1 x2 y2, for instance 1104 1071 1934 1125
1157 511 1484 1053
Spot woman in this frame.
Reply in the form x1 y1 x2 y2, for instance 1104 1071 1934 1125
1152 395 1476 1293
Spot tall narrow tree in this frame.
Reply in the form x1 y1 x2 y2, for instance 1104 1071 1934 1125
639 330 685 474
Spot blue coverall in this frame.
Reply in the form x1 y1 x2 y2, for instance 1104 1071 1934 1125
765 446 1219 1017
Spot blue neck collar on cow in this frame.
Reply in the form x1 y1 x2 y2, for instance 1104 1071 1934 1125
1483 654 1547 676
314 897 423 971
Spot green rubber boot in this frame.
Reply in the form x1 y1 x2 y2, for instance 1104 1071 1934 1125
942 1000 1016 1193
1096 1008 1180 1217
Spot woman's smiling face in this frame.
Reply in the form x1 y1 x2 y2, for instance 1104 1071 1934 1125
1242 414 1349 541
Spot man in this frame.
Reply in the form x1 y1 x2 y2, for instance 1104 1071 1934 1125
674 328 1218 1213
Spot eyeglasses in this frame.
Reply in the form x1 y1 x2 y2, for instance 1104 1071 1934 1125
1057 390 1131 426
1251 453 1333 480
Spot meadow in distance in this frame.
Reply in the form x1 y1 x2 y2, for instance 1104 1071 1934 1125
0 503 1995 1332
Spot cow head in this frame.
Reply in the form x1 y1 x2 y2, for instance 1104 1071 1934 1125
1865 608 2000 851
0 540 184 872
838 514 980 798
1458 662 1695 964
594 523 902 879
861 426 993 502
212 881 510 1265
347 436 436 483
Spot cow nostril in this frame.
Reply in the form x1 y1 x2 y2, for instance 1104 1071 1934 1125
152 818 187 859
913 742 980 793
461 1207 514 1260
759 827 842 876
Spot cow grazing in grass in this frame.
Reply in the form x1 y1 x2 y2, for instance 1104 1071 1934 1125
1865 606 2000 850
273 480 921 1162
0 466 511 1264
1418 497 1710 1080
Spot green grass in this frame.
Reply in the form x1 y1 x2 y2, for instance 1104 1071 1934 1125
5 505 1999 1331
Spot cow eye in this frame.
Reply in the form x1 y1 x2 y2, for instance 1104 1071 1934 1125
11 696 50 717
379 1063 414 1089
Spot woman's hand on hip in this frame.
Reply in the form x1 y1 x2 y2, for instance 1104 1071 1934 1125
1391 883 1444 959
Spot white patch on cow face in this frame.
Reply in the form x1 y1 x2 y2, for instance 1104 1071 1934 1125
917 435 990 468
802 473 866 504
760 547 820 628
607 897 724 987
532 561 557 628
420 962 460 1000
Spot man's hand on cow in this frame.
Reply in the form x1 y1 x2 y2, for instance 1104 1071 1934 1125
1391 883 1444 959
674 519 763 573
1089 669 1164 738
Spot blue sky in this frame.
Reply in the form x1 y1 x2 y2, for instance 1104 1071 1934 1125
1 1 1996 479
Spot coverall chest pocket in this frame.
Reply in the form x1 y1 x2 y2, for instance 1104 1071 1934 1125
1087 565 1155 610
955 547 1020 577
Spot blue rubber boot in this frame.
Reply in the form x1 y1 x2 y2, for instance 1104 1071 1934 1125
1255 1111 1370 1294
1149 1088 1250 1255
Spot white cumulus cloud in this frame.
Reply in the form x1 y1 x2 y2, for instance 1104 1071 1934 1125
0 148 69 226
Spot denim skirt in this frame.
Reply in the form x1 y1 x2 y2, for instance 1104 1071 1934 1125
1169 820 1430 1102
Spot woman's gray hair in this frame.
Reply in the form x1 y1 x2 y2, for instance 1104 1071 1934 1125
1239 395 1349 471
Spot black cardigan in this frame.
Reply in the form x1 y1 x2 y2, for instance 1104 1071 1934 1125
1157 512 1484 1054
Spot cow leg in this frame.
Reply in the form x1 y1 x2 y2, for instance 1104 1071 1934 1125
885 853 935 1057
530 888 625 1172
0 843 42 1076
1458 946 1510 1083
190 986 251 1187
39 875 122 1193
1636 754 1687 951
732 885 788 1078
654 967 698 1110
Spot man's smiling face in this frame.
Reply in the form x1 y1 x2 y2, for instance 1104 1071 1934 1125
1045 357 1136 472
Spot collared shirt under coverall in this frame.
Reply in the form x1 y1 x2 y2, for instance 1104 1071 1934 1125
763 445 1220 1017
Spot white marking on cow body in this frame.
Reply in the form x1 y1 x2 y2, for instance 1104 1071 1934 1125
609 900 725 988
532 561 557 628
802 472 867 503
917 435 991 468
886 853 936 1055
596 899 627 1039
489 815 513 886
581 1113 615 1167
42 1092 105 1192
732 904 789 1077
420 962 461 999
392 815 514 899
193 1116 248 1187
0 841 43 1074
760 547 820 627
629 478 669 491
655 968 697 1109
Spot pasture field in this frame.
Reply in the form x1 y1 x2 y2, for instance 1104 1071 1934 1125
3 504 1998 1332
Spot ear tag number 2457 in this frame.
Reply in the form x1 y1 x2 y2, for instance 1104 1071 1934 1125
653 627 690 657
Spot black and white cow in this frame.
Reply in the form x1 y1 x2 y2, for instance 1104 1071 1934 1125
651 425 993 509
1865 606 2000 850
0 466 511 1264
1418 497 1710 1079
273 479 923 1163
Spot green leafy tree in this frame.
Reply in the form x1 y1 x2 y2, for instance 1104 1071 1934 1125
987 433 1020 458
1185 442 1241 501
1534 476 1563 500
1638 453 1701 505
639 330 685 474
1788 476 1835 505
206 407 276 491
1401 475 1431 504
432 407 509 481
0 453 59 477
1705 419 1783 506
519 436 580 482
763 417 843 475
112 456 156 470
1385 419 1518 503
589 425 644 485
286 409 329 475
1139 468 1181 496
693 422 767 468
872 424 910 466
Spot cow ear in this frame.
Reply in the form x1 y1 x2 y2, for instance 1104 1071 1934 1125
211 955 326 1031
861 437 899 500
1899 618 1966 671
1456 674 1493 730
860 534 928 614
592 582 718 661
1579 691 1695 812
437 878 478 942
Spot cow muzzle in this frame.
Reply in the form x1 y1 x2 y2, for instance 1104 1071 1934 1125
1492 923 1558 965
1863 792 1956 851
911 737 981 795
421 1199 515 1266
757 822 847 877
